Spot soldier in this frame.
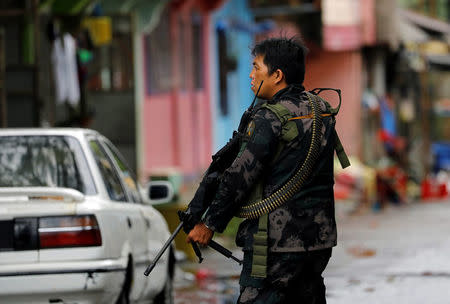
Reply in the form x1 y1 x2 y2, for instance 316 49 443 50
187 37 339 303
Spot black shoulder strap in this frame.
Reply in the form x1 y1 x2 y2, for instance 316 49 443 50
310 88 342 115
310 88 350 169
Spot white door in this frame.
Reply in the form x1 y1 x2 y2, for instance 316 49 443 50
101 139 170 299
88 138 149 301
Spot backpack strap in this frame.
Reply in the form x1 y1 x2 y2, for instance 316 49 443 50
334 130 351 168
260 102 291 124
309 88 342 115
260 102 299 155
308 90 350 169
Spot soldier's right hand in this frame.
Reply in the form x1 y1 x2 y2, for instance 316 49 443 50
186 223 214 246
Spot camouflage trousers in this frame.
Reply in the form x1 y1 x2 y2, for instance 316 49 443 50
237 248 332 304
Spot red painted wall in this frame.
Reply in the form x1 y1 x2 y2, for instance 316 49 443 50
305 49 362 157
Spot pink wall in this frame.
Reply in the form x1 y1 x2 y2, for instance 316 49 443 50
174 92 196 172
361 0 376 46
143 94 176 170
142 91 210 175
304 49 362 157
193 91 212 169
142 4 213 176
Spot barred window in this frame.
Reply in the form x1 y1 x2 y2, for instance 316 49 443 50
144 7 173 94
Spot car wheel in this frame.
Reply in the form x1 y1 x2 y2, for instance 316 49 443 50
153 274 173 304
116 260 132 304
116 287 129 304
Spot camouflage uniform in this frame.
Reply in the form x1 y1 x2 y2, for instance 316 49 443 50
238 248 332 303
203 84 337 303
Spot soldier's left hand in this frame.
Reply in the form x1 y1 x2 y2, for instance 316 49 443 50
186 223 214 246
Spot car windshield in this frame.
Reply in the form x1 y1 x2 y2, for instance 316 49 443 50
0 135 96 195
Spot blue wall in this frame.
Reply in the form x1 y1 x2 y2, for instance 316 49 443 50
212 0 254 152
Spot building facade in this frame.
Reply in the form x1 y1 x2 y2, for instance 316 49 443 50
137 0 225 179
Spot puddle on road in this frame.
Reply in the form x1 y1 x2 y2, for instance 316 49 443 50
174 269 240 304
347 246 377 258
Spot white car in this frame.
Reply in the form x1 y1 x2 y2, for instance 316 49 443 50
0 129 175 304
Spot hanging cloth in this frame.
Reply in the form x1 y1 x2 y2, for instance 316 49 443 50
51 33 80 106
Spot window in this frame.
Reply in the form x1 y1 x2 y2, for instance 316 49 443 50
102 140 141 203
0 136 96 195
192 12 204 90
217 28 229 115
178 15 187 90
89 140 126 202
144 7 173 94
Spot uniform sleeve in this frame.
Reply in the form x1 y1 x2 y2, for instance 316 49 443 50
203 108 282 233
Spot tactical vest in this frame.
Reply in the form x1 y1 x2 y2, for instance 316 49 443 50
243 90 350 278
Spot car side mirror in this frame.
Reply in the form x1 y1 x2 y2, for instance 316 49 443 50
145 181 174 205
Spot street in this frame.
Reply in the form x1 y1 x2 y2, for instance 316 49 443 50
174 200 450 303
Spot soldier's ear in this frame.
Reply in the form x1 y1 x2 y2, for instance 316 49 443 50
273 69 284 84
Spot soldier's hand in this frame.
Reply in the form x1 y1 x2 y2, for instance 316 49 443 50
186 223 214 246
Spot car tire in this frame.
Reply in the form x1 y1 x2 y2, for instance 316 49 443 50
116 287 129 304
153 274 173 304
116 259 132 304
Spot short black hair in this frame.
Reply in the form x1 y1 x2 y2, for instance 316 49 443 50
252 37 308 85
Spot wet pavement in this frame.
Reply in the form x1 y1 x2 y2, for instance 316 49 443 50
174 199 450 303
325 199 450 304
174 275 239 304
174 242 242 304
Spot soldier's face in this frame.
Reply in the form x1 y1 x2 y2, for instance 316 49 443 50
250 55 275 99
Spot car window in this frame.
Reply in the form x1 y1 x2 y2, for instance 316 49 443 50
0 135 96 195
101 140 142 204
89 140 127 202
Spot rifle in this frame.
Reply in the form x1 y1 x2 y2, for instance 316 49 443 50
144 216 243 276
144 81 263 276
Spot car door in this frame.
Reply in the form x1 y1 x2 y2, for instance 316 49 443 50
87 137 148 301
100 139 172 299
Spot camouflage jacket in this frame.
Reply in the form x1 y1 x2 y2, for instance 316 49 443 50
203 84 337 252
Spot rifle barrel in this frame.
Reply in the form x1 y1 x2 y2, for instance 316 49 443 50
144 222 183 276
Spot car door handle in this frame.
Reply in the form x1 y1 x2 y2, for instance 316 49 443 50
144 218 150 229
126 217 132 228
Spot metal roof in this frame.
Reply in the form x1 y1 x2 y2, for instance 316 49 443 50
427 54 450 70
400 9 450 35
